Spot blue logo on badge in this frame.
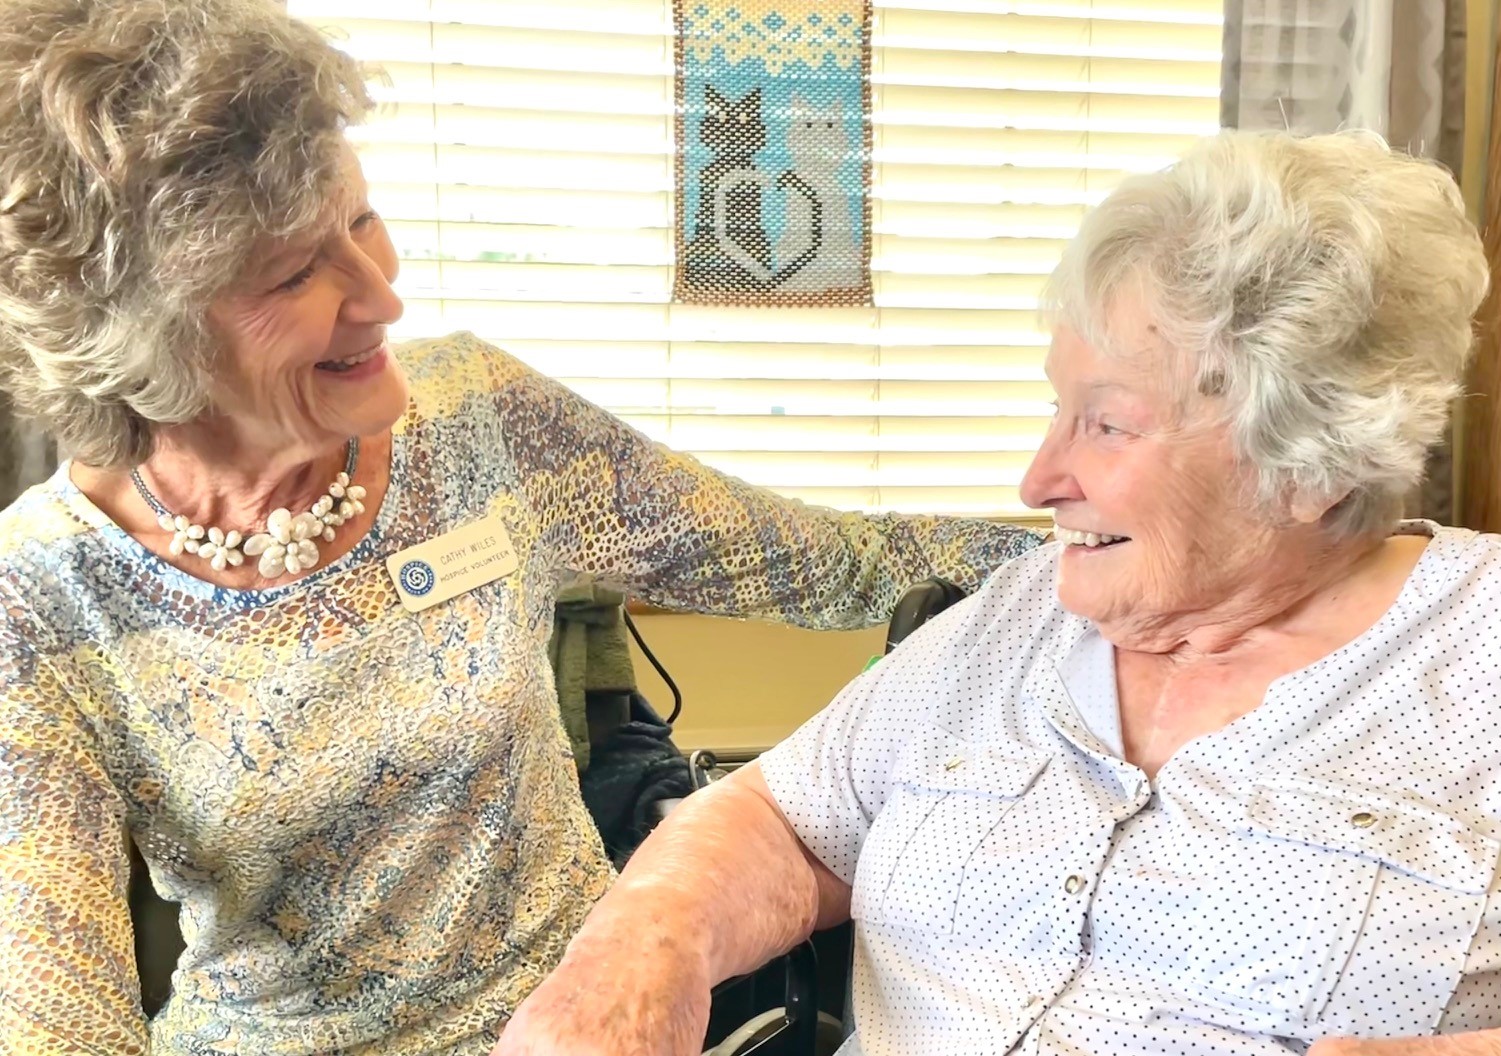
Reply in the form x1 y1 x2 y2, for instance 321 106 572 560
399 559 435 597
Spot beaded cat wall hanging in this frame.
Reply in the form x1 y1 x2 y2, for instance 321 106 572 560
673 0 874 307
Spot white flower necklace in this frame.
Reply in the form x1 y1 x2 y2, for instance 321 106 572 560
131 438 367 579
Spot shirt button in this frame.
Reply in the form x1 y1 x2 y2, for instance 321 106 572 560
1350 811 1377 829
944 756 964 771
1064 874 1086 895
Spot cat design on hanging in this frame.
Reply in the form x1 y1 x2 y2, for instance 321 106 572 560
681 85 822 293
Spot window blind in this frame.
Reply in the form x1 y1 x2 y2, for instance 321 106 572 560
287 0 1223 516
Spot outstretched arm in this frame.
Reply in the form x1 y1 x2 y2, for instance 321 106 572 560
442 332 1043 625
493 763 848 1056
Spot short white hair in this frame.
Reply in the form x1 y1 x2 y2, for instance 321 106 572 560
1045 130 1490 538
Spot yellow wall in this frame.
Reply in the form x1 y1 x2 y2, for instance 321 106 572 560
626 614 885 754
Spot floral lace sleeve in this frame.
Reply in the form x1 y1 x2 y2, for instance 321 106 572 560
0 581 145 1056
461 334 1045 624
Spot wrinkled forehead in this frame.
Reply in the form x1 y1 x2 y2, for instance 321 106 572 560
237 148 369 283
1047 293 1187 388
1045 312 1225 437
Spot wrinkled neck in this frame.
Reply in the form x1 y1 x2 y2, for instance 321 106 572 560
1100 532 1390 661
134 425 353 531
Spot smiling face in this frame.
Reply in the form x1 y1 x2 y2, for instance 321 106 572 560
203 146 407 458
1019 297 1292 639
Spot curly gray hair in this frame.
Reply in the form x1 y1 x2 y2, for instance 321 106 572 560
1045 130 1491 539
0 0 372 467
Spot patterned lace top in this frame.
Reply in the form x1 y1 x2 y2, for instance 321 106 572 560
0 333 1043 1056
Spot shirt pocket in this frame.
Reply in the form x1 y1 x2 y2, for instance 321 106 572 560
852 724 1050 935
1187 780 1499 1036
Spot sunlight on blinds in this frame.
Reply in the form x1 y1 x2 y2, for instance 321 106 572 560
287 0 1223 515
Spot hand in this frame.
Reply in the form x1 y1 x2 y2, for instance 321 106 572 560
491 929 712 1056
1309 1032 1501 1056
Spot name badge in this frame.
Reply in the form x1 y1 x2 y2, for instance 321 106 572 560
385 514 520 612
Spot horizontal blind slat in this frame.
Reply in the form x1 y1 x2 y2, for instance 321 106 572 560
395 262 1050 311
876 9 1222 59
294 0 1221 30
350 104 1206 168
691 450 1034 489
499 341 1046 381
878 49 1220 96
380 221 1069 276
621 414 1050 451
304 9 1221 60
878 1 1223 23
368 185 1086 238
389 301 1054 346
356 149 1140 203
762 486 1031 517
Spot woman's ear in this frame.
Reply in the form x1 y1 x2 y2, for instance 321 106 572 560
1289 487 1350 527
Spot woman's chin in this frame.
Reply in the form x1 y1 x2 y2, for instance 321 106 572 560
1056 569 1127 623
315 363 409 439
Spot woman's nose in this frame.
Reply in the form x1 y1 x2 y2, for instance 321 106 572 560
339 240 404 326
1018 425 1081 510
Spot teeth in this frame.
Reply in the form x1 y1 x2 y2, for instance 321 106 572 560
1055 527 1128 548
318 345 381 371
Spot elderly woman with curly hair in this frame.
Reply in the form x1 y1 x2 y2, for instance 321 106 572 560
498 131 1501 1056
0 1 1044 1053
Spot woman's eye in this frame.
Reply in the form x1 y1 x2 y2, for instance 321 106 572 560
352 209 380 231
275 262 317 293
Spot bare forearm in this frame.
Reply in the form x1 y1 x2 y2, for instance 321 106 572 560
568 763 846 986
494 765 850 1055
1311 1030 1501 1056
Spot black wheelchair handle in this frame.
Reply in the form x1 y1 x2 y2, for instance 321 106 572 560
737 940 819 1056
884 577 967 655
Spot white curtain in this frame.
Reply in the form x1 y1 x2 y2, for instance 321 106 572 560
1220 0 1468 522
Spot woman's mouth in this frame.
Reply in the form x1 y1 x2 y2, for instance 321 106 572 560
316 344 387 377
1055 526 1131 550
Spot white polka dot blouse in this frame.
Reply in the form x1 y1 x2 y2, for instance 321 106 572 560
760 522 1501 1056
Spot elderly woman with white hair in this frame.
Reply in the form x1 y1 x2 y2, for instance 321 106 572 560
498 130 1501 1056
0 1 1046 1053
